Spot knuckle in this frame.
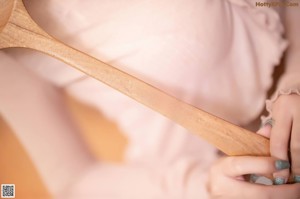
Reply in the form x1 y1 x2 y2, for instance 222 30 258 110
225 156 244 175
209 184 224 198
230 159 243 174
226 156 237 166
206 174 226 198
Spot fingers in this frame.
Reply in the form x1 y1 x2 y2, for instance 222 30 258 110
265 183 300 199
208 156 300 199
270 99 293 184
257 124 272 138
291 113 300 183
208 176 300 199
245 183 300 199
217 156 289 177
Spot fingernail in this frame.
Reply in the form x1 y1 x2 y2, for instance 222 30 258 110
294 175 300 183
275 160 290 170
249 174 259 183
259 121 265 129
249 175 273 185
260 118 274 129
273 177 286 185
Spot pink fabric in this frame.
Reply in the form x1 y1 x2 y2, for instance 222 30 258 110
261 6 300 123
262 74 300 123
0 0 288 198
0 52 94 195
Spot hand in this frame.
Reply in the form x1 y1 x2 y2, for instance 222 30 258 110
206 156 300 199
258 94 300 184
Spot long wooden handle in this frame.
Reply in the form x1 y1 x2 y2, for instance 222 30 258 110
1 0 270 156
41 40 271 156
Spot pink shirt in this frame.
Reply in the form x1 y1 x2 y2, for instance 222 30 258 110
0 0 289 198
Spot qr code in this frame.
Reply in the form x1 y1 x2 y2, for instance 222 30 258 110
1 184 15 198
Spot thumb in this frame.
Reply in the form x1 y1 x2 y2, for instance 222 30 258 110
220 156 289 177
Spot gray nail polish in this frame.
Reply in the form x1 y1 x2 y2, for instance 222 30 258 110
260 118 275 129
275 160 290 170
259 122 264 129
274 177 286 185
249 174 259 183
294 175 300 183
249 175 273 185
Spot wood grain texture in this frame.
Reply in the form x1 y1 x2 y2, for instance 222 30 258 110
0 0 14 31
0 0 270 156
